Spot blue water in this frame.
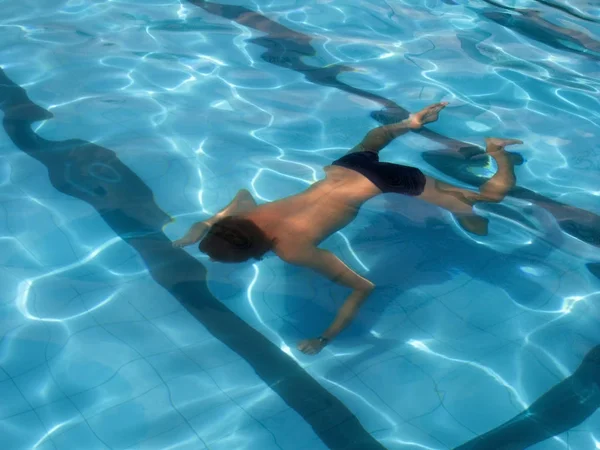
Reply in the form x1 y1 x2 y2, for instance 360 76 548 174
1 0 600 449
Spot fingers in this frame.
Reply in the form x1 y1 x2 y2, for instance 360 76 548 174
427 102 448 112
484 137 524 148
297 341 321 355
297 342 313 354
504 139 524 145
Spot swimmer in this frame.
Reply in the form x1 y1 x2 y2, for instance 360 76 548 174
174 102 523 355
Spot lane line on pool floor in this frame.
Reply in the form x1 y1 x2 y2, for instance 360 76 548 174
185 0 600 281
0 66 385 450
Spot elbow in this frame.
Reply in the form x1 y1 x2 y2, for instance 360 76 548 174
358 280 375 293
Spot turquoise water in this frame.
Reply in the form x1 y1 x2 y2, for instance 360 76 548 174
1 0 600 449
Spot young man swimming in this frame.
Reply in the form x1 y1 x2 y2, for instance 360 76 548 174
174 102 523 355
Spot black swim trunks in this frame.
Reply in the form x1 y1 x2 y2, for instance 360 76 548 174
331 150 426 196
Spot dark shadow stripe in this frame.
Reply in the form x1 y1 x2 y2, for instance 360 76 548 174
485 0 600 24
183 0 481 152
454 345 600 450
186 0 600 278
0 67 385 450
479 6 600 60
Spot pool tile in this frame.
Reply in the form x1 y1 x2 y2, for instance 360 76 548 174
87 385 183 449
48 326 139 396
152 310 213 348
70 358 162 418
146 349 199 382
235 387 290 421
103 320 176 356
124 278 184 319
0 379 31 420
206 358 272 399
52 421 112 450
182 338 241 371
436 361 524 435
0 410 47 450
322 375 404 433
261 408 326 450
358 355 441 421
207 421 282 450
35 398 84 439
408 406 475 449
188 401 259 445
1 322 53 377
13 365 65 409
128 422 207 450
166 371 230 420
81 287 146 325
373 422 450 450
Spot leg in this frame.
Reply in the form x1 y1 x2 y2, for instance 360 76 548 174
478 137 522 201
347 102 448 155
417 137 523 235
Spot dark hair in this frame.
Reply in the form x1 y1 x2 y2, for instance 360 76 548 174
198 216 273 263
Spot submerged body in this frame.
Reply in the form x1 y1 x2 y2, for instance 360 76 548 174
249 164 380 248
175 102 523 354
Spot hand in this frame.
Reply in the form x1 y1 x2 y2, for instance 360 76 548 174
172 237 196 248
407 102 448 129
172 221 211 248
297 338 327 355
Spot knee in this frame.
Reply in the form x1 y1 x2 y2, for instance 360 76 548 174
479 193 505 203
478 187 507 203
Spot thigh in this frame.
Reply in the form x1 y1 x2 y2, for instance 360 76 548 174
418 176 491 235
345 143 371 155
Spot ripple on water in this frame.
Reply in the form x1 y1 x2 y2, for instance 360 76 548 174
2 0 600 448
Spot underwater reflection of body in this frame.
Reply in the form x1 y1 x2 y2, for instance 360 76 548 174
0 67 386 450
186 0 600 280
455 345 600 450
177 102 527 354
479 0 600 60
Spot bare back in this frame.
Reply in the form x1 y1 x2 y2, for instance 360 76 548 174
245 165 381 251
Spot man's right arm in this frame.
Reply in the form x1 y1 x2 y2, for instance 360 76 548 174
280 246 375 353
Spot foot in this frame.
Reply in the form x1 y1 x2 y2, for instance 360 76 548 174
484 137 523 153
408 102 449 129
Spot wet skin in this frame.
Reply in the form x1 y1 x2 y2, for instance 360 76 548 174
177 103 524 355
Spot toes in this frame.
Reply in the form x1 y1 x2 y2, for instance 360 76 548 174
426 102 448 114
431 102 448 110
485 137 523 146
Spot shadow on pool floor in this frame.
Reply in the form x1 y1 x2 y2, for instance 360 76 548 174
0 66 385 450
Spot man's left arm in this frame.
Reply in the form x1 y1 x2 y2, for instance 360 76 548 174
173 189 257 247
282 247 375 355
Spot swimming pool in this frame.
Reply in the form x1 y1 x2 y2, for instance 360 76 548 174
1 0 600 448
